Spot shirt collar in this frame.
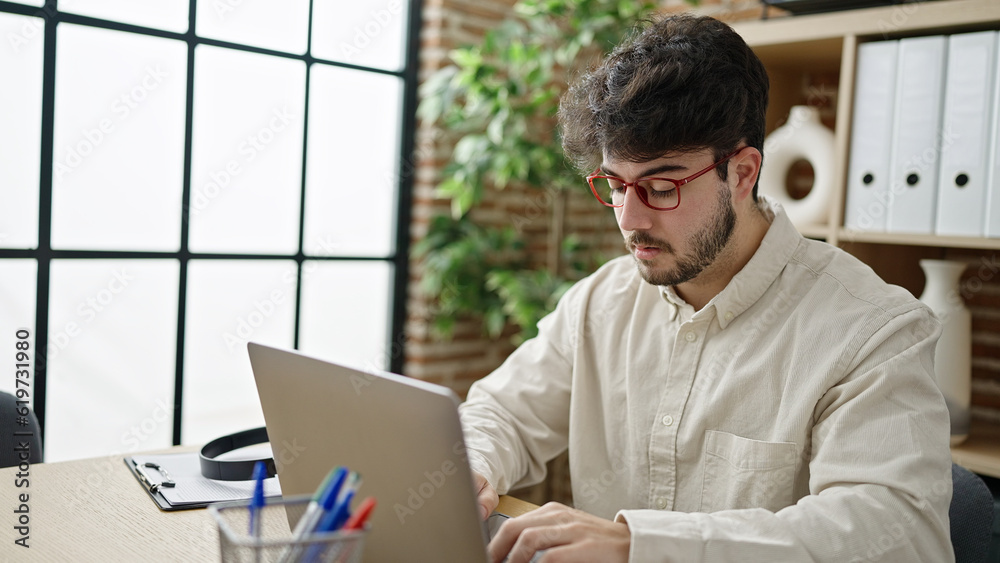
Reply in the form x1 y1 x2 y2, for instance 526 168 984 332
712 196 801 329
657 196 802 329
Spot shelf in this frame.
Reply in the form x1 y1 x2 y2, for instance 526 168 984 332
734 0 1000 254
837 230 1000 250
733 0 1000 47
952 418 1000 479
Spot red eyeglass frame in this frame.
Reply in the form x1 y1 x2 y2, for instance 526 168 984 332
586 148 743 211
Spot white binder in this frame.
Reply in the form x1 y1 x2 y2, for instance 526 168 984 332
936 31 998 237
886 36 947 234
984 32 1000 238
844 40 898 232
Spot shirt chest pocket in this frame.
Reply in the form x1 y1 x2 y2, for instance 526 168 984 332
700 430 798 513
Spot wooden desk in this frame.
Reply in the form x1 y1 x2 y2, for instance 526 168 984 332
0 450 535 561
951 418 1000 479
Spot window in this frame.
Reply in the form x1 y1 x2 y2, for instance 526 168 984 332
0 0 419 461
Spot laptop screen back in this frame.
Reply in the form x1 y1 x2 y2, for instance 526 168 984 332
247 342 489 562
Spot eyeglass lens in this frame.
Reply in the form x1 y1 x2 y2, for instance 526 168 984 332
590 177 678 208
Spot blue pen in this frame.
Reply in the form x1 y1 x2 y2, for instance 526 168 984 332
302 472 361 563
317 489 355 533
249 461 267 560
249 461 266 534
277 467 348 563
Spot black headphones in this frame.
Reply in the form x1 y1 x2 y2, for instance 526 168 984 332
198 426 276 481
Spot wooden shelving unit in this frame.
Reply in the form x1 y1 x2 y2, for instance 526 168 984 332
952 419 1000 479
733 0 1000 478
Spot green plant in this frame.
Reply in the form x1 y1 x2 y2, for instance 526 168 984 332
416 0 660 343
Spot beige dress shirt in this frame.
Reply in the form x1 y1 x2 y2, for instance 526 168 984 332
459 198 954 562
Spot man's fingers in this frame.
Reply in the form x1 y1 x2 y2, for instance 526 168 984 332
488 502 630 563
473 472 499 520
489 502 573 562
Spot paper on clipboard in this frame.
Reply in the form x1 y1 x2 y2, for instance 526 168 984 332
127 450 280 510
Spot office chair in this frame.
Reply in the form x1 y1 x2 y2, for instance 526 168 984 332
0 391 43 468
951 463 995 563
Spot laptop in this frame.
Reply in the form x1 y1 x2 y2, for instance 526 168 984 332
247 342 502 562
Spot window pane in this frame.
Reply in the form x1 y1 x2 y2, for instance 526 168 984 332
5 0 43 5
51 25 187 251
311 0 408 71
0 14 43 249
182 260 296 445
189 46 305 254
196 0 309 54
298 260 392 371
0 260 36 401
62 1 189 33
46 259 179 462
303 66 402 257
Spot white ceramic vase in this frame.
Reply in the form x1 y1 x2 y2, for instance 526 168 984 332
918 259 971 445
759 105 836 227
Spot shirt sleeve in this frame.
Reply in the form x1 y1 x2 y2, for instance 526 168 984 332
616 305 955 563
458 281 581 495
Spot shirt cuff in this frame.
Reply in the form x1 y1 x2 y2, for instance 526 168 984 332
465 448 503 493
615 509 705 563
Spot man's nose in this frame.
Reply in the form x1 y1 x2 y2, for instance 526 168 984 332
616 185 654 231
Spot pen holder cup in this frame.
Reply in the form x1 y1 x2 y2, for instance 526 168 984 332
210 495 368 563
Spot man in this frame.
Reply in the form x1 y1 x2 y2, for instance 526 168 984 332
458 13 954 563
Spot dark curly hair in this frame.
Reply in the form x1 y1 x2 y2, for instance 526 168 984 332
559 14 769 198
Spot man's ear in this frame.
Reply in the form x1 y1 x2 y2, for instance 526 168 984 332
730 146 762 202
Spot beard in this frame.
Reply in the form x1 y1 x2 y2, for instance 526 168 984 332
626 184 737 287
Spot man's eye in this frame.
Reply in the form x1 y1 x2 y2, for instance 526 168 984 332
645 182 676 197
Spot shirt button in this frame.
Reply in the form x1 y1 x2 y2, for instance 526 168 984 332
724 311 734 321
656 497 668 509
661 415 674 426
685 331 696 342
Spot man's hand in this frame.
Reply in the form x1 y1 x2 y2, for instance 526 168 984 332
473 471 500 520
488 502 631 563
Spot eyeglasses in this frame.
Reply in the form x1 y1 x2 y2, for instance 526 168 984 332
586 148 742 211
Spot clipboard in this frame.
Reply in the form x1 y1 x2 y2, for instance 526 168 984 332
125 451 281 511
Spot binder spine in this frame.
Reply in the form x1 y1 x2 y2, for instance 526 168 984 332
886 35 947 235
844 40 898 232
936 31 999 237
983 32 1000 238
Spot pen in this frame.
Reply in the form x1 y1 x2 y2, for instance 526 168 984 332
302 472 361 563
277 466 349 563
342 496 375 531
318 471 362 533
334 497 376 563
250 461 266 562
